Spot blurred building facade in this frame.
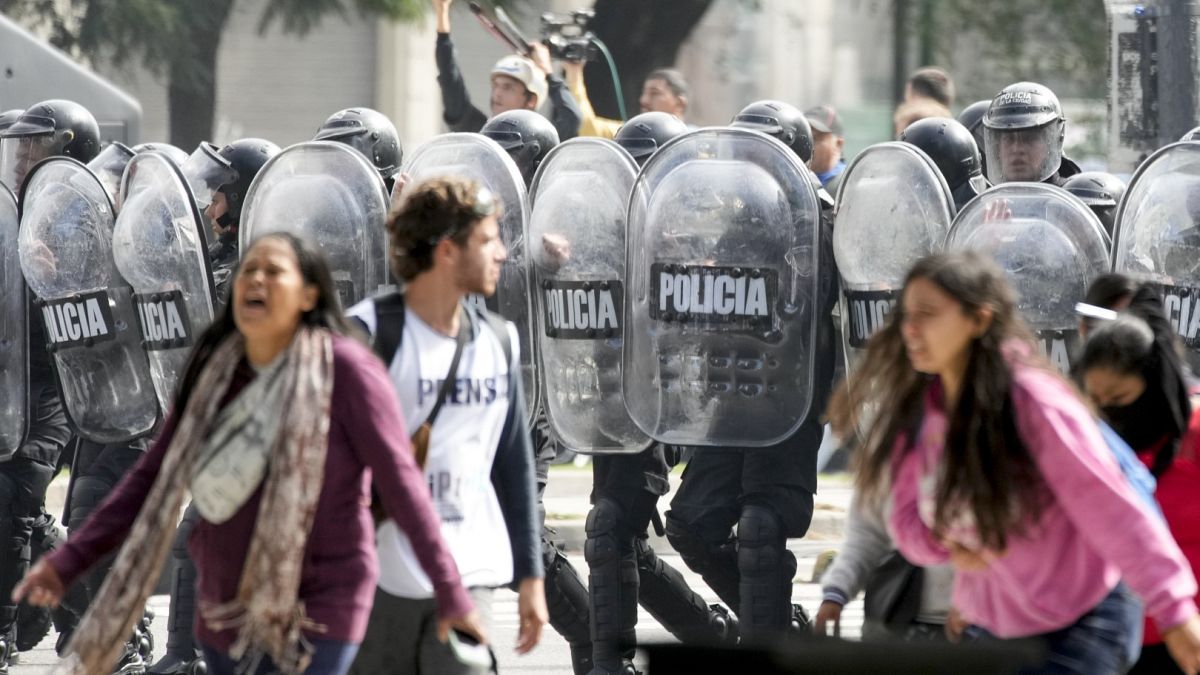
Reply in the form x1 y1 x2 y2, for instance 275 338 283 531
6 0 1102 163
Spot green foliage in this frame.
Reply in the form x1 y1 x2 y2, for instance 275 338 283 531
925 0 1108 99
2 0 445 73
257 0 425 37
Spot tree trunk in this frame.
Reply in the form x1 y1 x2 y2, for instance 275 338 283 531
583 0 715 121
168 0 235 148
893 0 909 105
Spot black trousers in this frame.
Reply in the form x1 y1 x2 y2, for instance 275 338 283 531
0 457 56 634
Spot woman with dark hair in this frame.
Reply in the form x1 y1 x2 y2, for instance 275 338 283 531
1077 277 1200 674
13 232 482 675
828 252 1200 674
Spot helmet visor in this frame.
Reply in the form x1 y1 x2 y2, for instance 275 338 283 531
731 114 784 136
483 130 524 151
984 122 1062 184
87 143 135 205
181 143 237 208
616 137 658 159
0 134 55 194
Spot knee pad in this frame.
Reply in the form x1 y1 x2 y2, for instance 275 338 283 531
737 505 785 577
585 498 625 569
67 475 115 532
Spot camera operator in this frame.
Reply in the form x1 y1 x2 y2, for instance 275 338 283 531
564 62 691 139
433 0 581 141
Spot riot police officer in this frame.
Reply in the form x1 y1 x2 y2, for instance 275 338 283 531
660 110 838 641
556 119 735 675
479 113 607 674
314 107 403 194
1064 171 1127 241
0 100 99 673
614 112 688 167
899 116 987 211
981 82 1080 187
203 139 280 305
482 109 560 187
731 99 834 209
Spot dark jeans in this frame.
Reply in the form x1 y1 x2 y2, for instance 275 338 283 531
968 583 1143 675
200 639 359 675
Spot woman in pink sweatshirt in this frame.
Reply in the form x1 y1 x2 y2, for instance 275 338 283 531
828 252 1200 674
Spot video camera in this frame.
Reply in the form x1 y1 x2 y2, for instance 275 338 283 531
541 10 600 63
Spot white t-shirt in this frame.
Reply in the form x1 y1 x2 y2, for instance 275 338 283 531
348 298 519 597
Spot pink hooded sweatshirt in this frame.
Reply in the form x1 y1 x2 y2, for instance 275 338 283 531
889 351 1198 639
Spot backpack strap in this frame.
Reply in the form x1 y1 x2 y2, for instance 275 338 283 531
369 290 407 364
479 308 514 376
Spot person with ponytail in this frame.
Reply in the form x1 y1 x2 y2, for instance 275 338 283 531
12 233 482 675
828 252 1200 674
1077 275 1200 674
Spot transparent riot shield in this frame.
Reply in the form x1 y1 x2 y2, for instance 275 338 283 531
624 128 822 447
401 133 538 414
113 151 217 413
528 138 649 454
948 182 1111 373
833 142 955 374
17 158 159 442
240 141 390 310
1113 142 1200 365
1 184 27 458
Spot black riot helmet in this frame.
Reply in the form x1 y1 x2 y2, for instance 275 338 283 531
0 99 101 192
213 138 280 229
481 109 559 186
133 142 190 166
981 82 1066 185
614 112 688 166
1180 126 1200 143
1063 171 1127 240
730 100 814 164
0 109 24 132
899 116 986 210
957 100 990 149
315 107 403 181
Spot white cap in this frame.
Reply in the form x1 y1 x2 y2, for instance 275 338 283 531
491 55 548 109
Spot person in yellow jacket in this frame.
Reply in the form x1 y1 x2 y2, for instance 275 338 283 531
563 62 690 139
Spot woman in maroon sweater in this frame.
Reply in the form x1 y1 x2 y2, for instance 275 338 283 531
14 233 482 675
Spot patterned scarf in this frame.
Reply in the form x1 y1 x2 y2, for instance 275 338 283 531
54 327 335 675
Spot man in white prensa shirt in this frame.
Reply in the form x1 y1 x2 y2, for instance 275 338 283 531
348 176 547 674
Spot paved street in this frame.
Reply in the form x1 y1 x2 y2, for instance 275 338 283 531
13 469 859 674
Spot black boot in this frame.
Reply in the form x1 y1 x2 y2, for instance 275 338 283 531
709 604 739 644
790 603 811 634
150 506 203 675
14 601 51 651
111 632 148 675
0 626 14 675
